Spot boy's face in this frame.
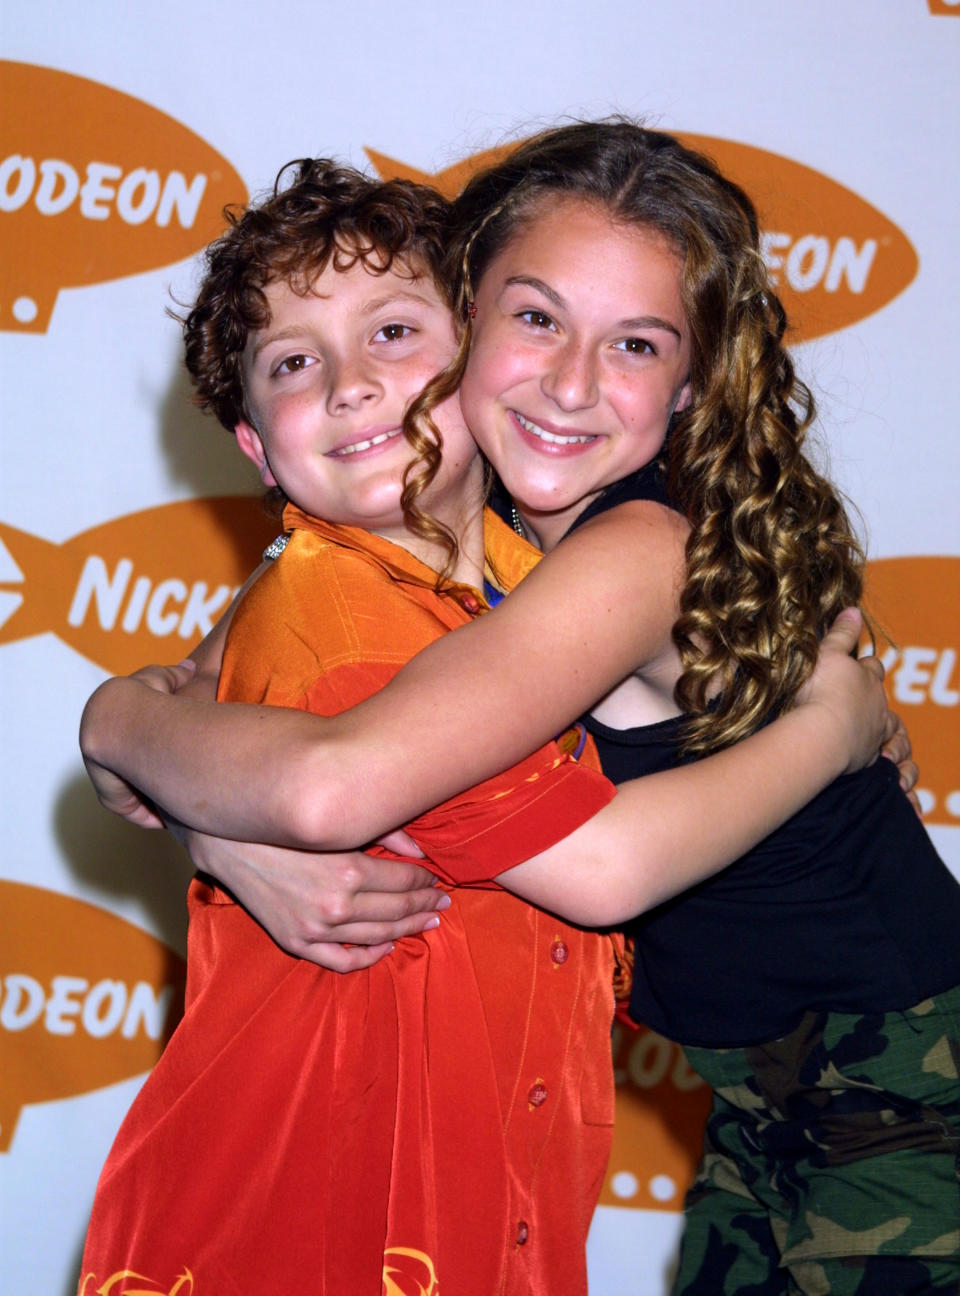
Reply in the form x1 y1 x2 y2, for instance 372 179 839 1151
235 255 478 540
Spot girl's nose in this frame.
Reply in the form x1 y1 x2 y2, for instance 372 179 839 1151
540 340 599 411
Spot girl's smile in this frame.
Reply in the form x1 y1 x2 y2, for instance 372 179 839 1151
459 196 692 550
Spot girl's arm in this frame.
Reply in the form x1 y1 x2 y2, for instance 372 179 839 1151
80 503 885 858
81 501 683 842
496 609 891 924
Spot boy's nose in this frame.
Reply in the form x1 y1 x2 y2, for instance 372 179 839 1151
327 358 383 412
540 340 599 411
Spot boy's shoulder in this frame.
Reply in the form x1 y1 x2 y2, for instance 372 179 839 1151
220 519 454 701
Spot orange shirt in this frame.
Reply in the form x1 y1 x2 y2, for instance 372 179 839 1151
80 506 618 1296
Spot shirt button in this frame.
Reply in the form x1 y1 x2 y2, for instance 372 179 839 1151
459 592 480 614
527 1081 548 1108
516 1220 529 1246
550 939 569 965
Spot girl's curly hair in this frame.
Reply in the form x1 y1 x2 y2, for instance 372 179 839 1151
182 157 460 572
405 120 866 751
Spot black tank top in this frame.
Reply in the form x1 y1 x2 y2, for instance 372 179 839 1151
535 465 960 1047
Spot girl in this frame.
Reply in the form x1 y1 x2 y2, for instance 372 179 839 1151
79 126 950 1294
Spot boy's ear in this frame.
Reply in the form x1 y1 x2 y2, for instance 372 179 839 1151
235 420 278 486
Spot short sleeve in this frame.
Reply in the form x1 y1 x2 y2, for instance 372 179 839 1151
396 743 616 886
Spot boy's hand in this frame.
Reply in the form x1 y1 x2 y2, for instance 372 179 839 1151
880 710 922 814
172 826 448 971
799 609 893 777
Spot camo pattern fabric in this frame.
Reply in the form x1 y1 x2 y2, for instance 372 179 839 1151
672 987 960 1295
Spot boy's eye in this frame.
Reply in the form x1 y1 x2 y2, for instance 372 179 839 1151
518 309 555 330
615 337 656 356
274 353 314 375
375 323 413 343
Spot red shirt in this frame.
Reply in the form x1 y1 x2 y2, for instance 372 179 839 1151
80 507 619 1296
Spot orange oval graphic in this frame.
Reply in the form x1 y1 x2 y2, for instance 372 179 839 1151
0 496 277 674
0 881 185 1152
599 1023 709 1213
0 62 247 333
368 133 918 343
928 0 960 14
865 556 959 828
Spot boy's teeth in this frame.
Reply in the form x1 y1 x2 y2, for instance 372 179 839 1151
516 413 593 444
334 429 400 455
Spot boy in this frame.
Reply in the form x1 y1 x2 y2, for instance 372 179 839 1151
79 160 621 1296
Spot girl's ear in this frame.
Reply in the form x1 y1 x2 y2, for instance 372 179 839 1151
673 377 693 415
235 420 278 486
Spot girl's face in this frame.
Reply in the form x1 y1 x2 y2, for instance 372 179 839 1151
459 196 692 551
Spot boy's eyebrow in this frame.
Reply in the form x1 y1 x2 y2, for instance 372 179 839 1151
357 288 438 317
248 289 441 362
502 274 682 340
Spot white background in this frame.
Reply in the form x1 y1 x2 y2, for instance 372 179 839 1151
2 3 958 1292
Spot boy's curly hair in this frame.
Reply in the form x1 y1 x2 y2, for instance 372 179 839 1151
182 158 460 571
406 120 867 752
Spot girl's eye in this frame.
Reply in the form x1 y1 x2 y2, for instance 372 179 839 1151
274 353 314 376
616 337 656 356
375 323 412 343
518 309 556 331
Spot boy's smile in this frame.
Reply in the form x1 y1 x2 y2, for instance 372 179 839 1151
235 257 480 553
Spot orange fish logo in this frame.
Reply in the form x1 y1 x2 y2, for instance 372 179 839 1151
0 496 277 674
1 882 185 1152
367 133 918 343
600 1023 709 1213
866 556 959 827
0 61 247 333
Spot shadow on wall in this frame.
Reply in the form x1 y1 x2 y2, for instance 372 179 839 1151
156 358 264 504
54 771 196 959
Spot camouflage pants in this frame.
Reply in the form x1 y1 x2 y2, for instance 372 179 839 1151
672 987 960 1295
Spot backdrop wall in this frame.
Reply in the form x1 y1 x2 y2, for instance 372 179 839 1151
2 4 957 1292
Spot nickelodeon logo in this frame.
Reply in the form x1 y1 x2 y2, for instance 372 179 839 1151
599 1023 708 1213
866 556 959 826
367 132 918 343
0 497 276 675
0 61 247 333
0 881 185 1152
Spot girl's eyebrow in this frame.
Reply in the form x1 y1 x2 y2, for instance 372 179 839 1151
501 274 682 340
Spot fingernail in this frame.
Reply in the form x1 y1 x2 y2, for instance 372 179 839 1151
175 658 197 671
424 915 441 930
436 894 452 910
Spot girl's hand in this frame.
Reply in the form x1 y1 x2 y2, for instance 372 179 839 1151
79 661 205 826
799 609 893 776
171 825 447 971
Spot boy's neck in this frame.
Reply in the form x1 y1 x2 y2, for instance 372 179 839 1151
371 455 487 589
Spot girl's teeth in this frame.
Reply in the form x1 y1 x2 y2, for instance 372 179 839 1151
516 414 593 444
